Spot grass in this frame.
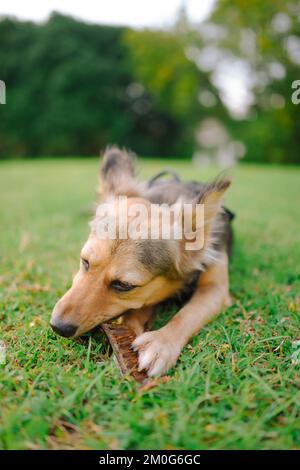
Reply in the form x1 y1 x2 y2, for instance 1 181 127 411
0 158 300 450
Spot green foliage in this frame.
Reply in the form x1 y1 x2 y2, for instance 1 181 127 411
0 14 135 156
0 14 199 158
124 29 201 155
208 0 300 163
0 158 300 449
0 1 299 162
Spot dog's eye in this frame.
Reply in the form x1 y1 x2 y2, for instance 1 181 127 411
109 280 136 292
81 258 89 271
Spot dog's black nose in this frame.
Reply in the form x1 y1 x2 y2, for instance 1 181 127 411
50 320 77 338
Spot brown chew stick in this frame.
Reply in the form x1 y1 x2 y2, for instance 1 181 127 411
101 322 148 383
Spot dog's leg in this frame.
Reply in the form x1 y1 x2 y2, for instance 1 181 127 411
122 306 155 336
133 252 231 376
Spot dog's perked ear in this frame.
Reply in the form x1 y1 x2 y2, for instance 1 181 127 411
182 177 231 230
99 146 141 198
178 177 231 252
198 177 231 225
176 177 231 273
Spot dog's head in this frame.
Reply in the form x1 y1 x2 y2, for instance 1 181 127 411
50 147 230 338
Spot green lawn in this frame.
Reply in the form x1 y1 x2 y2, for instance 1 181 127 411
0 158 299 450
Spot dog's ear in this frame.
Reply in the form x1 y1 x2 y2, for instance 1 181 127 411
175 177 231 271
178 177 231 250
181 177 231 231
98 147 139 197
198 178 231 225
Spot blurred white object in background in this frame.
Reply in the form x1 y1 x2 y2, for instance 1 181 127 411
193 118 246 167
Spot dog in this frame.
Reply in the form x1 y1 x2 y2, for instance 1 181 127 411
50 147 234 376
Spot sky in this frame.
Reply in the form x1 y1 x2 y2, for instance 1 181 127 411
0 0 216 28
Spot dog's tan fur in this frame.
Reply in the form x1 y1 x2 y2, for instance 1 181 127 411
51 147 232 376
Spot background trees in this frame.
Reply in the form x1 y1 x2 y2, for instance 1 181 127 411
202 0 300 164
0 1 299 162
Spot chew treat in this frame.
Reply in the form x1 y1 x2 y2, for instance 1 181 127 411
101 322 148 383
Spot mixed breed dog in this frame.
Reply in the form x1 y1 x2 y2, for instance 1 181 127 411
50 147 234 377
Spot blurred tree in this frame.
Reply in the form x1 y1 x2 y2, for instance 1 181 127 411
28 14 134 156
0 3 299 163
0 14 135 156
0 13 195 157
124 23 232 157
124 28 199 155
197 0 300 163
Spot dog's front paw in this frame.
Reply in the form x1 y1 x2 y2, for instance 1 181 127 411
132 330 181 377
